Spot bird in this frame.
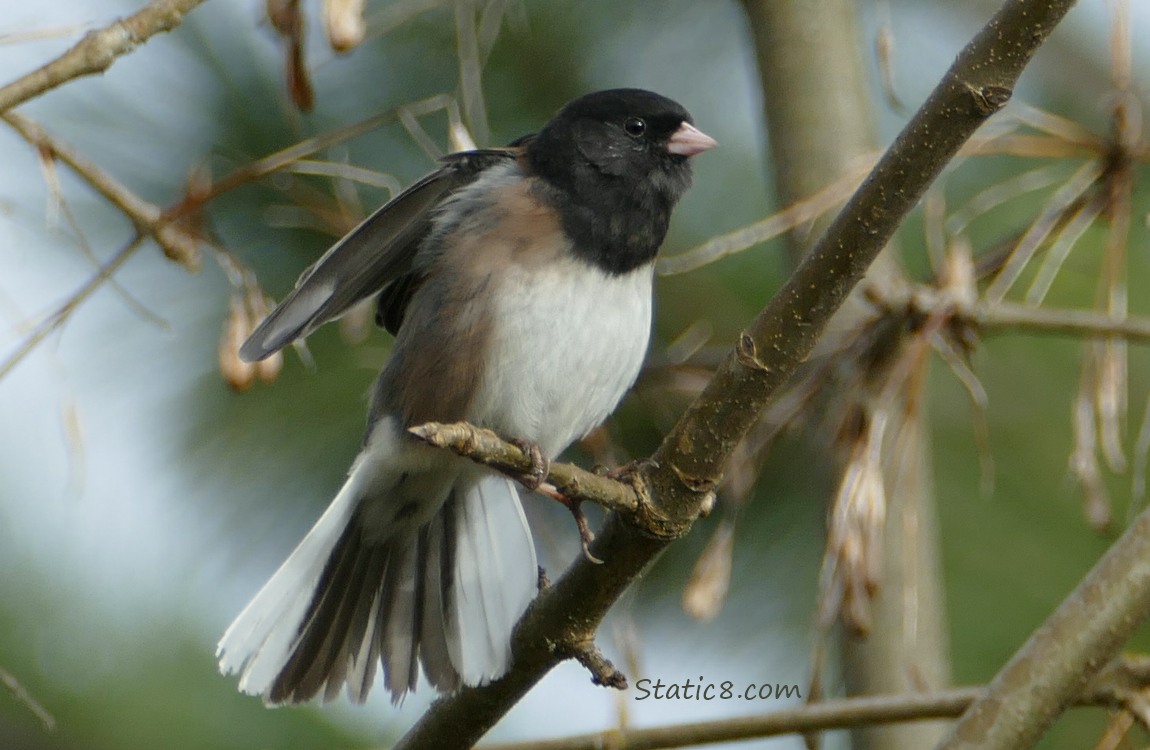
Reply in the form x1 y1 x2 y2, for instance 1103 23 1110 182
216 88 716 705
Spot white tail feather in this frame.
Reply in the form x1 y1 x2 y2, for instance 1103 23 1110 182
216 466 369 696
450 475 537 685
217 460 538 702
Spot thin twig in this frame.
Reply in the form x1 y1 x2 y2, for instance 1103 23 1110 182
0 0 208 114
977 300 1150 342
872 287 1150 344
558 640 628 690
454 0 489 146
46 169 170 328
984 159 1105 302
184 94 454 210
408 422 640 515
2 111 201 270
1 235 146 381
0 666 56 732
477 660 1150 750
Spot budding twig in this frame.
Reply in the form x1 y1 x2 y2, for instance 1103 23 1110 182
0 0 207 115
407 422 640 516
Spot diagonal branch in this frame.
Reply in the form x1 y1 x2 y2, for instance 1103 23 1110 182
648 0 1072 519
478 655 1150 750
0 666 56 732
2 111 201 270
0 0 209 115
0 235 145 380
396 0 1079 747
937 488 1150 747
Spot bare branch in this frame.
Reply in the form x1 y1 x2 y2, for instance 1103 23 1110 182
558 639 628 690
1 235 145 381
2 111 201 270
0 666 56 732
476 657 1150 750
408 422 640 516
873 287 1150 344
649 0 1075 525
186 94 455 208
0 0 208 114
979 301 1150 342
938 503 1150 748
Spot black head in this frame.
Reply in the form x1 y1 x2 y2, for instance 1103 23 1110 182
526 89 715 274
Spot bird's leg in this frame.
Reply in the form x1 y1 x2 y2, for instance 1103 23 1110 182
509 438 602 563
562 497 603 565
531 480 603 565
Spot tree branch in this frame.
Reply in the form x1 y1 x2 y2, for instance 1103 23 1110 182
652 0 1074 518
937 500 1150 746
408 422 640 516
2 111 201 270
0 235 145 381
476 656 1150 750
871 285 1150 343
741 2 951 748
0 665 56 732
395 0 1078 747
975 300 1150 342
0 0 208 115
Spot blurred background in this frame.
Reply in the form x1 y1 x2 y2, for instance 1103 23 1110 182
1 1 1149 748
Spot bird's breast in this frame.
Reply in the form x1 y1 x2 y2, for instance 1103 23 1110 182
469 257 654 457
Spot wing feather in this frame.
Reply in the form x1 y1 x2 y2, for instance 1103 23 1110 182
240 148 519 361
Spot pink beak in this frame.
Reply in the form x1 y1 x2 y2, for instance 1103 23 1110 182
667 122 718 157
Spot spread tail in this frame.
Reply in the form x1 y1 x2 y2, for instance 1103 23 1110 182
217 470 538 704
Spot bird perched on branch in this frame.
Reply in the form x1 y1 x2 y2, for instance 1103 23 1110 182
217 88 716 704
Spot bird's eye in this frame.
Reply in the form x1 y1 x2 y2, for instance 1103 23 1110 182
623 117 647 137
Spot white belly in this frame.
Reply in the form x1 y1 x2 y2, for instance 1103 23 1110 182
469 258 654 456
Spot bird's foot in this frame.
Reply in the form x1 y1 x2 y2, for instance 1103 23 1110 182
510 438 602 563
536 485 603 565
510 438 550 491
596 457 658 485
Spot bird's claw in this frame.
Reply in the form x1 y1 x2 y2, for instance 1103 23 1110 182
557 494 603 565
510 438 550 491
599 457 657 483
512 438 601 563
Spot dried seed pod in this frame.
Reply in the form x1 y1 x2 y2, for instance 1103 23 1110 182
682 519 735 621
256 349 284 385
221 295 257 392
818 411 888 636
323 0 366 52
267 0 314 111
244 290 283 385
1071 386 1112 533
338 297 374 346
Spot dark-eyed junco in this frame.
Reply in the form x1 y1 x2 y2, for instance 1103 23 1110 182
217 89 716 704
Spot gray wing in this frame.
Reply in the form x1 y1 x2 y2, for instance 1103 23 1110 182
240 148 520 362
